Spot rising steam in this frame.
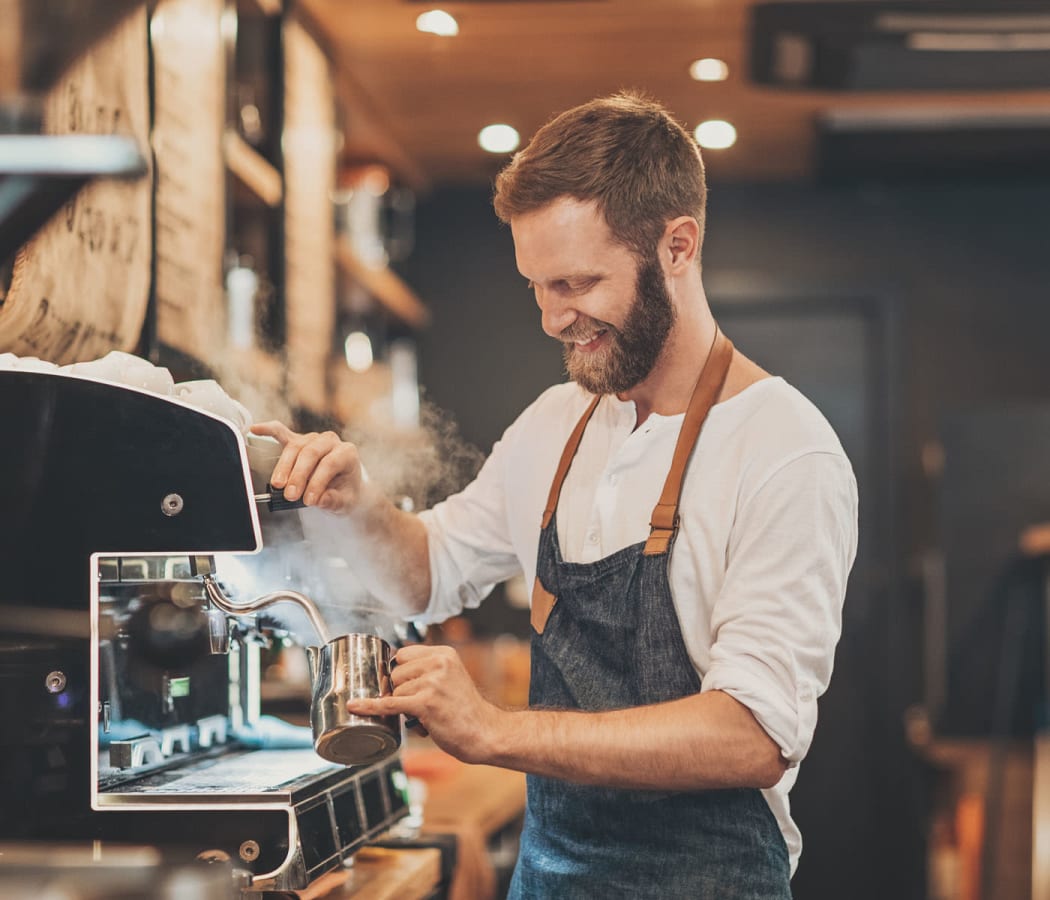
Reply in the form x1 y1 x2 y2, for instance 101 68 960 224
346 396 485 512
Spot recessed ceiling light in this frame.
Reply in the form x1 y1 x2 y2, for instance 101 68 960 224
478 124 520 154
344 331 374 373
694 119 737 150
689 58 730 82
416 10 459 37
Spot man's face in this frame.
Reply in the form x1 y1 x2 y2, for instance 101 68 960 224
558 255 674 394
511 197 676 396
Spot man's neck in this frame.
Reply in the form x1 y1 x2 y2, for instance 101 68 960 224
619 307 718 427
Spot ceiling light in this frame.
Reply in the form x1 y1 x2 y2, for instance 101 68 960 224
478 124 520 154
344 331 374 373
689 58 730 82
416 10 459 37
694 119 737 150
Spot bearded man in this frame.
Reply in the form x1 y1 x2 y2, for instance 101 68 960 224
253 91 858 899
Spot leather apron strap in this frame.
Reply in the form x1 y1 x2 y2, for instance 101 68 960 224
540 393 602 529
644 330 734 555
539 329 735 553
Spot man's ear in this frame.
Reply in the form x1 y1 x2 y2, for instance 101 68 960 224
665 217 701 272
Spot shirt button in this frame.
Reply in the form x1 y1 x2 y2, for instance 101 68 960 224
609 474 619 486
587 531 599 544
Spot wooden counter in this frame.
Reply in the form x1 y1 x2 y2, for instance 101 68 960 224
405 744 527 900
911 733 1034 900
419 756 527 838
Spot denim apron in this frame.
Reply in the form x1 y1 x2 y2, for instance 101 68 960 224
507 332 791 899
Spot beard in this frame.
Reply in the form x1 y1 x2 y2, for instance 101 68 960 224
561 256 676 395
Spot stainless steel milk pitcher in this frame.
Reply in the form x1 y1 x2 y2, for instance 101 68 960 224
306 633 401 766
200 575 401 766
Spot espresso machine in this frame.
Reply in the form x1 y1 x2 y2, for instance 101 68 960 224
0 369 410 893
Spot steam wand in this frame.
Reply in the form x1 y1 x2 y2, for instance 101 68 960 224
200 574 331 646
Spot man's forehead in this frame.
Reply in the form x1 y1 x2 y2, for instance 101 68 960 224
512 195 604 228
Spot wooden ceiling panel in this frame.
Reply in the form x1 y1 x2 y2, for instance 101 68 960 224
301 0 1050 188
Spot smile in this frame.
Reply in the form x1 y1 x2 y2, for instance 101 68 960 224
570 329 608 352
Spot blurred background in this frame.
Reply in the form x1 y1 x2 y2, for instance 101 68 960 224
2 1 1050 898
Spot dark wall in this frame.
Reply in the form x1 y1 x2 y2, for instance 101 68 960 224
404 188 563 452
409 180 1050 544
404 180 1050 900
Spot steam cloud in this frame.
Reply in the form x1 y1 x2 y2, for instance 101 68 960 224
221 384 485 647
347 396 485 512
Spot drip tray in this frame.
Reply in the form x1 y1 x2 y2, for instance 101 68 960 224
99 748 352 805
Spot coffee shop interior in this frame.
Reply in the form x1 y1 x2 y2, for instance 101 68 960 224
2 0 1050 898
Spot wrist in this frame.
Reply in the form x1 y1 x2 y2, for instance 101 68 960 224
479 705 518 768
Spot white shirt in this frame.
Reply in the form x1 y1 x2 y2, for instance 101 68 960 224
419 376 859 874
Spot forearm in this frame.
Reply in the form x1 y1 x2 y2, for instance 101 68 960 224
484 689 787 791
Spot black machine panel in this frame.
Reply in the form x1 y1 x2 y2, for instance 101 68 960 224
0 371 258 609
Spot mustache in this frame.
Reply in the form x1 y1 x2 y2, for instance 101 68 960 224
559 317 615 344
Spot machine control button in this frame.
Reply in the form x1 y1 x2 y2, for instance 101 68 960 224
45 670 66 693
110 735 163 769
160 724 191 756
161 493 184 516
197 714 229 748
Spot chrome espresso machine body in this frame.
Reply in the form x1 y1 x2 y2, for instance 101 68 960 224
0 370 409 892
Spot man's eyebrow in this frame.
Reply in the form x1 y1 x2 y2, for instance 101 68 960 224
528 272 603 285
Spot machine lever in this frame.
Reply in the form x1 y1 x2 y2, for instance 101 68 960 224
254 485 306 512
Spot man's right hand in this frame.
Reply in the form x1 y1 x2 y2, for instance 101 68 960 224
249 421 365 514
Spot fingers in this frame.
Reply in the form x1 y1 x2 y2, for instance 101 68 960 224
388 656 428 692
250 420 296 444
388 645 455 691
272 431 324 497
256 428 359 507
393 643 448 664
347 695 420 718
350 675 430 737
348 673 429 735
302 443 360 507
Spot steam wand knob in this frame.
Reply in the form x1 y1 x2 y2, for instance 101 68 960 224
254 484 306 512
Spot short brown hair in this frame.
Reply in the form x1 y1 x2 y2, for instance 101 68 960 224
493 91 706 260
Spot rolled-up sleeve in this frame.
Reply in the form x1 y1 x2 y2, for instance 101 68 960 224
700 451 858 766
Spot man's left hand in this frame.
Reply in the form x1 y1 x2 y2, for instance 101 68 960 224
347 643 503 764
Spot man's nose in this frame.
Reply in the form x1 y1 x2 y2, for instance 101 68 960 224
536 290 576 338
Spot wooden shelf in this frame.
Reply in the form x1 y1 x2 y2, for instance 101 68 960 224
224 129 283 207
335 239 430 329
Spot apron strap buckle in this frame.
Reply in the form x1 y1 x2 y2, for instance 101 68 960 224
644 503 679 556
